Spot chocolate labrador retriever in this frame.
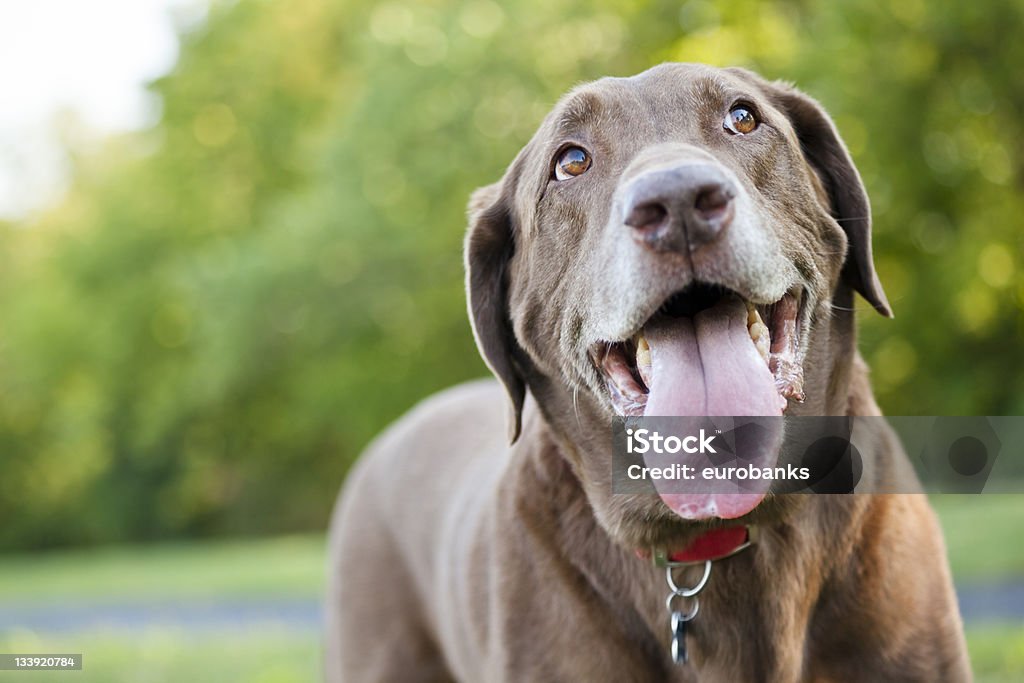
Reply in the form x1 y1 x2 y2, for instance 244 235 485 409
326 63 970 681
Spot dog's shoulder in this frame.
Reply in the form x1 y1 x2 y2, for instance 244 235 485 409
390 377 509 447
356 378 510 477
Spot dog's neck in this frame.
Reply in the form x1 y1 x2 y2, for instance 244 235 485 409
507 413 862 677
507 412 877 677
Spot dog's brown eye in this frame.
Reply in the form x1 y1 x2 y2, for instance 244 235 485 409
554 147 592 180
724 106 758 135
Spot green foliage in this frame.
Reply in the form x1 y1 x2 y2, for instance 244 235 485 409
0 0 1021 549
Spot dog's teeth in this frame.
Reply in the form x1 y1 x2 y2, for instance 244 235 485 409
636 335 651 367
750 323 770 362
747 309 771 364
635 335 652 387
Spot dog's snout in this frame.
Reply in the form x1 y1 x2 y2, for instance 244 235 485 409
622 164 736 253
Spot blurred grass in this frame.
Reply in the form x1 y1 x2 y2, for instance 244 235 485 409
932 495 1024 582
935 494 1024 679
0 535 325 681
0 534 324 601
968 625 1024 683
0 497 1018 682
0 624 1015 683
0 625 1017 682
0 627 319 683
0 497 1020 680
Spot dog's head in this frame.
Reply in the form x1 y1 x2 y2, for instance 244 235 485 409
465 63 889 546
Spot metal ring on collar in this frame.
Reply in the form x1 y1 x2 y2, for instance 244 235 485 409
666 559 712 597
665 592 700 620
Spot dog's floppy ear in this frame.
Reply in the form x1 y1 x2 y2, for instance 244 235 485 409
757 76 893 317
465 181 526 443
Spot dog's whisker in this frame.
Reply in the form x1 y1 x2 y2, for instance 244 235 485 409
572 384 581 426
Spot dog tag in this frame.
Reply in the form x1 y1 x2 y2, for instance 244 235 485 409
670 610 688 664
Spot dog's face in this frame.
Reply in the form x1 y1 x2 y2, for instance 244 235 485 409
466 64 890 547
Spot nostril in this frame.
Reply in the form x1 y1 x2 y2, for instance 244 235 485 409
694 185 733 220
624 201 668 231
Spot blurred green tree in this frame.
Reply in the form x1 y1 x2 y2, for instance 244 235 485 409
1 0 1021 549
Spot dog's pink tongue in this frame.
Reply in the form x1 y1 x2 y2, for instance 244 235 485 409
643 297 785 520
644 297 782 417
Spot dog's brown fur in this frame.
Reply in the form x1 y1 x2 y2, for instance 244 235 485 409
326 64 970 682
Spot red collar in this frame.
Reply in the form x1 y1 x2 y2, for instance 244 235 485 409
646 525 757 566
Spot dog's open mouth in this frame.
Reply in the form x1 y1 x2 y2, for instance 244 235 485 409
590 283 806 418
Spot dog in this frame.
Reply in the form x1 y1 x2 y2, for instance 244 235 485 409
325 63 970 682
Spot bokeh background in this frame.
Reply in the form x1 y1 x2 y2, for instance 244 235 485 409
0 0 1021 681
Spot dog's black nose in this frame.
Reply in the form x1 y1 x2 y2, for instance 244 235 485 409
622 163 736 253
